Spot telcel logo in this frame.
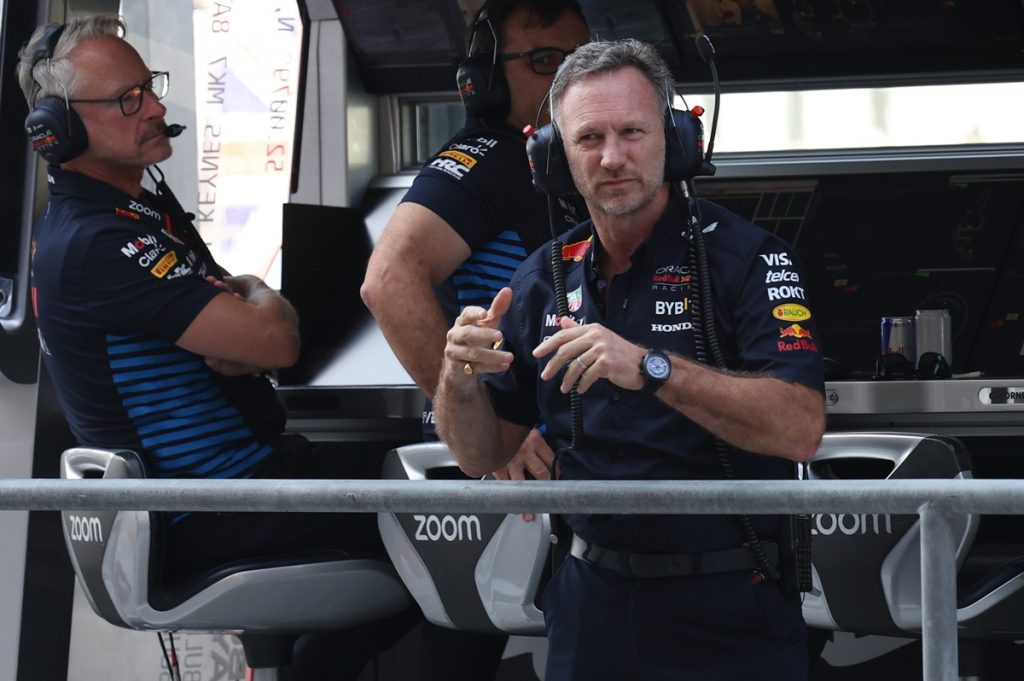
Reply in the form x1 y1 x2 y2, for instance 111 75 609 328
68 514 104 543
813 513 893 536
413 514 482 542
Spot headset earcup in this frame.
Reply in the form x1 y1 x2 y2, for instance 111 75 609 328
456 54 510 121
24 96 88 164
665 107 704 182
526 123 576 197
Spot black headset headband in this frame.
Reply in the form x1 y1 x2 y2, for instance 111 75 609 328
456 4 511 120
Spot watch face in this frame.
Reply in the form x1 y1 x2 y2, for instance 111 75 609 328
646 354 671 380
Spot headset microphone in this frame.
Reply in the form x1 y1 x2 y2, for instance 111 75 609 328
694 32 720 172
164 124 186 138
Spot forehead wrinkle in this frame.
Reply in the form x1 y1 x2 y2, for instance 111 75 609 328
560 71 662 137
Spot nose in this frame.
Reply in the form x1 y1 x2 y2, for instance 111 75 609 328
142 89 167 118
600 135 626 171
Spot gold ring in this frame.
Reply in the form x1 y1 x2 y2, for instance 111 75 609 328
463 362 474 375
574 356 588 371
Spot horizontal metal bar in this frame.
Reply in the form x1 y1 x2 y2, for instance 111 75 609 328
2 478 1024 515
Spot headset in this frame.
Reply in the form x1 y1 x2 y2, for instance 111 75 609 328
527 35 719 196
24 24 90 164
527 105 711 198
456 6 511 121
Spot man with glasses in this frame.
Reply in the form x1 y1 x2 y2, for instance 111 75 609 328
18 15 421 679
363 0 588 482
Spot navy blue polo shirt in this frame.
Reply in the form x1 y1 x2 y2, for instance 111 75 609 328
32 166 282 480
484 193 824 553
402 120 582 322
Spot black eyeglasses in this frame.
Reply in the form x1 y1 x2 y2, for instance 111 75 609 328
69 71 169 116
499 47 574 75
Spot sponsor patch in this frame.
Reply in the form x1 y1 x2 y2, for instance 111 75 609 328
779 324 813 339
429 156 471 179
772 303 811 322
651 322 693 333
121 234 160 258
778 338 819 352
765 269 800 284
655 299 689 315
562 237 592 262
115 207 140 220
439 150 477 169
651 265 692 289
128 200 162 221
760 252 792 267
778 324 818 352
544 313 584 328
767 285 806 301
150 251 178 278
567 286 583 312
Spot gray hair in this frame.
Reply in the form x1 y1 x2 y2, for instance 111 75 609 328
17 15 126 108
549 38 673 130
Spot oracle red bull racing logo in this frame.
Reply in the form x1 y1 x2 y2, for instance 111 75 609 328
778 324 818 352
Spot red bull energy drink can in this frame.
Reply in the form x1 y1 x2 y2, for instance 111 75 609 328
881 316 916 360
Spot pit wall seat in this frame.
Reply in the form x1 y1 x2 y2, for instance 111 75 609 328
802 432 977 636
60 447 411 679
378 442 551 635
382 435 1024 641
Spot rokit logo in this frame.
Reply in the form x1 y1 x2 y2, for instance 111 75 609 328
812 513 893 536
413 514 482 542
68 514 104 543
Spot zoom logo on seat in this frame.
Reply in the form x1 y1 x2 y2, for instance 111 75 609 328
413 514 482 542
812 513 893 536
68 514 104 543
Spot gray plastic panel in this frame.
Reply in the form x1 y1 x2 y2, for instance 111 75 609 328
380 442 550 635
802 433 977 635
61 448 410 634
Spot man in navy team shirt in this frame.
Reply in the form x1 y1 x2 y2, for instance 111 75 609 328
436 39 826 680
18 14 417 679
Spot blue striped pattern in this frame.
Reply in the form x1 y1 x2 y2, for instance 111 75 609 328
454 230 529 310
107 333 272 480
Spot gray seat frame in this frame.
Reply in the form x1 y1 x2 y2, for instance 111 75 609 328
60 447 411 670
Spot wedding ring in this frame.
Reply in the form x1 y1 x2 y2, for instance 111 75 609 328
463 362 474 375
573 356 588 371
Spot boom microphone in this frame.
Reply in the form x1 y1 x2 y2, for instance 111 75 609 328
164 124 186 138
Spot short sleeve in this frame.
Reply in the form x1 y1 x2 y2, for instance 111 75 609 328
80 225 219 342
730 238 825 392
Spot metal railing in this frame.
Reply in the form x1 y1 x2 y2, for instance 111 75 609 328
3 476 1024 681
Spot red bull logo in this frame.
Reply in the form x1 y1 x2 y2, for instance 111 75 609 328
779 324 812 339
778 324 818 352
562 237 592 262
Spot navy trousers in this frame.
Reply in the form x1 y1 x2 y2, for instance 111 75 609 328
544 556 808 681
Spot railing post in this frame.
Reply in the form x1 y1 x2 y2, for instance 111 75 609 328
919 501 959 681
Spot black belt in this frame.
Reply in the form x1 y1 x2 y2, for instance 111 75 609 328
570 535 778 579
